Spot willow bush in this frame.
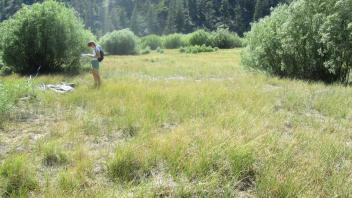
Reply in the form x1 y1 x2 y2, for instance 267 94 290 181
162 33 185 49
212 28 242 49
140 34 162 50
242 0 352 83
100 29 138 55
0 1 93 74
189 30 213 47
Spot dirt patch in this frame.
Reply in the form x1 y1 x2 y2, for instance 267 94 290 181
236 168 256 192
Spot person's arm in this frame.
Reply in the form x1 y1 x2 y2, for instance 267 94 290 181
81 53 95 58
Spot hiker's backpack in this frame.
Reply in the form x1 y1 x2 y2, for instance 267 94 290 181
98 48 104 62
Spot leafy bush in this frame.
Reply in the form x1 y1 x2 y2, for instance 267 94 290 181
156 47 164 54
182 33 193 47
242 0 352 83
141 34 162 50
0 66 13 76
189 30 213 46
163 33 185 49
0 155 38 196
100 29 138 55
0 1 93 75
140 46 151 55
180 45 218 54
212 28 242 49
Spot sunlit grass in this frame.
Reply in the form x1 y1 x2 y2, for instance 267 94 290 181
1 49 352 197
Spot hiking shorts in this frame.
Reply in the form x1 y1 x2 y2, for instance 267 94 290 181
91 59 100 70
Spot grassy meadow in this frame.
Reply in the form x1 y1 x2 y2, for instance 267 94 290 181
1 49 352 197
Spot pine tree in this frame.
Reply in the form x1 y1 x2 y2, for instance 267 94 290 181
254 0 270 20
0 0 290 36
164 0 177 34
174 0 185 32
146 3 159 34
130 4 139 34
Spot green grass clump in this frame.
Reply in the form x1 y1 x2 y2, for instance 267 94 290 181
57 171 81 194
108 144 150 183
180 45 218 54
41 142 68 166
0 155 38 197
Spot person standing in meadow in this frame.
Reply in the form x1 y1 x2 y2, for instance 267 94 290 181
87 41 104 88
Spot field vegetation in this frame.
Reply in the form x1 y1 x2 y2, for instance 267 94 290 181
1 49 352 197
1 0 352 197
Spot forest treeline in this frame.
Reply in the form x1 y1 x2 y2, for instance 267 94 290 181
0 0 290 36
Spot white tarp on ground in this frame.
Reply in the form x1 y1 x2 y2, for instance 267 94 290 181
39 82 75 93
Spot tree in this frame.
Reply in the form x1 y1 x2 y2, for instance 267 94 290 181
130 4 140 34
254 0 270 20
146 3 159 34
0 0 290 36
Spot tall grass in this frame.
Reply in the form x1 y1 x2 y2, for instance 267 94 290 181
1 49 352 196
0 155 38 197
0 79 35 124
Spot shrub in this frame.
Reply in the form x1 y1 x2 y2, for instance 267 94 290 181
156 47 164 54
189 30 213 46
212 28 242 49
140 46 151 55
0 155 38 196
242 0 352 84
100 29 138 55
141 34 162 50
163 33 184 49
182 33 193 47
0 1 93 75
0 66 13 76
180 45 218 54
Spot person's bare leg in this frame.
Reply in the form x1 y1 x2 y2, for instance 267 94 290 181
96 71 101 88
92 70 98 87
92 70 101 88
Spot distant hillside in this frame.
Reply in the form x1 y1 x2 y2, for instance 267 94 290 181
0 0 290 36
